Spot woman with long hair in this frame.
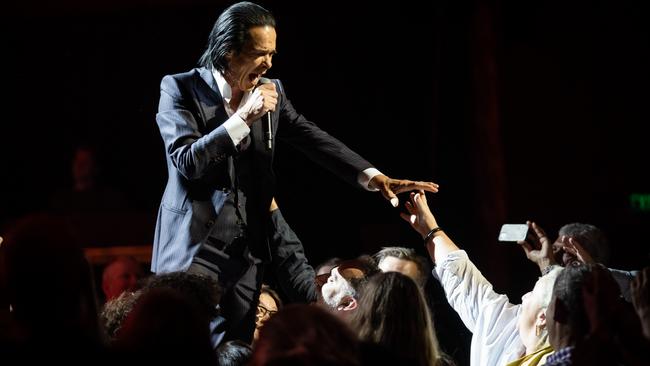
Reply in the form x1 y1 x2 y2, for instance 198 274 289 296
349 271 450 366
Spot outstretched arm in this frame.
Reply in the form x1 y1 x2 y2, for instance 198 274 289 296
268 199 318 303
399 190 458 263
370 175 439 207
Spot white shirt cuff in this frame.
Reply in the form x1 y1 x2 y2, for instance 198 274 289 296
223 114 251 146
358 168 382 191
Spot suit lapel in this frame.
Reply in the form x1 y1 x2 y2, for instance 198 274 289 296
197 67 229 133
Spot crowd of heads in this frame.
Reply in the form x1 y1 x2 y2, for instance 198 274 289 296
2 208 648 366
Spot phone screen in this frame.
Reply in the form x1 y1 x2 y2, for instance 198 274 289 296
498 224 528 242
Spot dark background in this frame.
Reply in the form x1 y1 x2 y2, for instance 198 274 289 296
1 0 648 356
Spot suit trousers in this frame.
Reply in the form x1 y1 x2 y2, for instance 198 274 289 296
188 244 264 345
188 189 265 344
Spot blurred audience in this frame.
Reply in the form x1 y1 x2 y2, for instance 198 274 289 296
0 214 110 362
545 263 648 366
101 271 222 346
112 287 217 365
101 290 140 342
250 304 362 366
101 255 145 302
49 145 128 213
217 340 253 366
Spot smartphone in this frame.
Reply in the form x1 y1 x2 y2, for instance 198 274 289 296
498 224 529 242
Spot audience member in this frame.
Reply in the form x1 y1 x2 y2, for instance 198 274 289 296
254 284 283 341
268 199 318 303
101 256 145 302
544 264 647 366
217 340 253 366
523 221 639 301
401 191 563 366
112 287 217 366
316 257 377 315
373 246 430 288
373 246 471 366
315 257 342 277
349 271 451 366
101 271 222 346
49 145 128 213
0 214 109 361
140 271 222 322
101 290 141 342
250 304 362 366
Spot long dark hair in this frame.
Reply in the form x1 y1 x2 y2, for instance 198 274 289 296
198 2 276 73
349 272 444 366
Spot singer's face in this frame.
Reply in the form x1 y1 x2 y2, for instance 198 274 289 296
226 25 276 92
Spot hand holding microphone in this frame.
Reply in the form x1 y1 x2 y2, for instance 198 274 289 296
236 78 277 150
236 79 277 126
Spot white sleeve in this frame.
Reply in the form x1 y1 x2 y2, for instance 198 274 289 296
434 250 525 366
222 113 251 146
357 168 382 191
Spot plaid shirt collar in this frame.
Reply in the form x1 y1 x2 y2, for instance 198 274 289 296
545 346 575 366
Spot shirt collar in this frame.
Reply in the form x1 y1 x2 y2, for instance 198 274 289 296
212 68 233 104
212 68 252 111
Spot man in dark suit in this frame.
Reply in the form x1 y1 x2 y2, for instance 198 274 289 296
152 1 439 343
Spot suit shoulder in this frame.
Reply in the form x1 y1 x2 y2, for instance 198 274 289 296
160 68 207 95
161 68 202 85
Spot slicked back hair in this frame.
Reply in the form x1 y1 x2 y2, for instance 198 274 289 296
198 2 276 73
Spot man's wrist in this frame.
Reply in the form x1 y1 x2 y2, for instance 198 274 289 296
359 169 383 191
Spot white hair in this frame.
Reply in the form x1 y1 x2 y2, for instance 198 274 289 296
534 266 564 308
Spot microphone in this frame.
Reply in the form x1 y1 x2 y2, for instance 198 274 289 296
258 77 273 150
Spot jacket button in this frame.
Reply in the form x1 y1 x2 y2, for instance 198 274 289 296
205 220 215 228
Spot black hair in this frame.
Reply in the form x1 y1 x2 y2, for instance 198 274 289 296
216 340 253 366
198 2 275 73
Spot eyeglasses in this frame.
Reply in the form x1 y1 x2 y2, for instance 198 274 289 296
314 259 369 288
256 304 277 319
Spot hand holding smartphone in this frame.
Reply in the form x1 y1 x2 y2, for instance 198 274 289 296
498 224 529 242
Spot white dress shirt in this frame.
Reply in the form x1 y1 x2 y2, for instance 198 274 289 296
434 250 526 366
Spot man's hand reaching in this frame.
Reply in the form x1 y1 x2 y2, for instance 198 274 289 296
369 174 439 207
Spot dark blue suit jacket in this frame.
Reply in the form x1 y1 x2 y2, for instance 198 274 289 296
152 67 372 274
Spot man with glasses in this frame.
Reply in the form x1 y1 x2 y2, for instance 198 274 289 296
253 284 282 340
